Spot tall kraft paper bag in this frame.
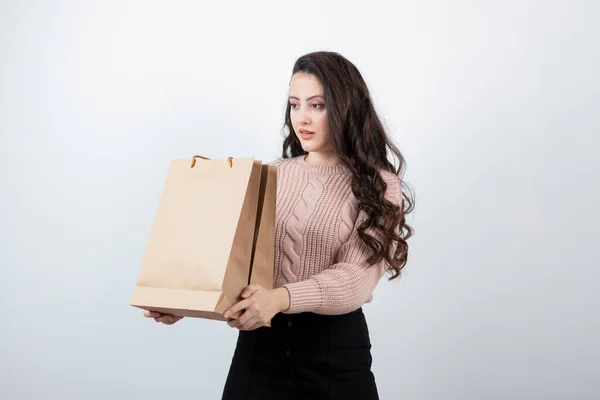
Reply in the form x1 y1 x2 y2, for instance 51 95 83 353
130 155 277 321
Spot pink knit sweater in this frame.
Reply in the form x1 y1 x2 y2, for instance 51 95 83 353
272 156 403 315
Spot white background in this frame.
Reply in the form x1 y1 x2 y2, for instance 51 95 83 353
1 0 598 399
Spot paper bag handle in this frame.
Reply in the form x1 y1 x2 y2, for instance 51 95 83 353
190 154 234 168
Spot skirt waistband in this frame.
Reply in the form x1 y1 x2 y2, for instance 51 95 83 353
270 307 364 329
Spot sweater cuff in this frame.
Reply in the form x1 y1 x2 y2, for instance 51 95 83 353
282 278 323 314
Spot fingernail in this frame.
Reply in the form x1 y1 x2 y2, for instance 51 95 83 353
223 313 229 319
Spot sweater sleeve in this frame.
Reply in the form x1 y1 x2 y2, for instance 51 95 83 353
282 173 403 315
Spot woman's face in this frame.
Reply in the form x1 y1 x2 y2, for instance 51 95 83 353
289 72 334 155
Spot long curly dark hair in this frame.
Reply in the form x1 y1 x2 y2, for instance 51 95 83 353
281 51 415 280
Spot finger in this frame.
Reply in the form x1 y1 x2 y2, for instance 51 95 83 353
239 316 260 331
229 309 253 328
144 310 162 318
224 299 252 319
165 315 183 324
157 315 181 325
240 285 262 299
246 320 265 331
155 314 171 323
156 315 168 323
163 316 183 325
238 310 254 327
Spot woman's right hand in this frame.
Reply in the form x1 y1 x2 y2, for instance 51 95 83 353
143 310 183 325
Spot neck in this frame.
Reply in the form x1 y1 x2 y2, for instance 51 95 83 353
304 151 341 166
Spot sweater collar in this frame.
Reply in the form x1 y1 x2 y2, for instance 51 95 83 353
293 155 351 175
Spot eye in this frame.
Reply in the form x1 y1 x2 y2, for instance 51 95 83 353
290 103 298 109
311 103 324 109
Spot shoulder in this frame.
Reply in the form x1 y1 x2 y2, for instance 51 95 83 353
267 157 297 166
269 156 299 168
269 157 302 185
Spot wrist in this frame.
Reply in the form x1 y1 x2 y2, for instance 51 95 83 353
274 287 290 312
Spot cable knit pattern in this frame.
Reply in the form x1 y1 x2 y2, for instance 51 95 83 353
338 194 359 245
271 156 403 315
280 174 329 282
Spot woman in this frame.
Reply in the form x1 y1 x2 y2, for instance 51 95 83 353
145 51 414 399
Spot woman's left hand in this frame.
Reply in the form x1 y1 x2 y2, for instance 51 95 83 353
224 285 290 331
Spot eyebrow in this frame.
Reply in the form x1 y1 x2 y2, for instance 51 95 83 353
288 95 325 101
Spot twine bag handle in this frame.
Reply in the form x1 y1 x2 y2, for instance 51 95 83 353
190 155 234 168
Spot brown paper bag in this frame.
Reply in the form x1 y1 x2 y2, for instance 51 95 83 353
130 155 277 321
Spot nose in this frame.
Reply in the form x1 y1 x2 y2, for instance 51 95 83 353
294 109 310 125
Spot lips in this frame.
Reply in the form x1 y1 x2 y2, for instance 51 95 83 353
299 129 315 140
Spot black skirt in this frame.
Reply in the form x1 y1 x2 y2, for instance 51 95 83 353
221 308 379 400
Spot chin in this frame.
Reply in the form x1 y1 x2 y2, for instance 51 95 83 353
298 140 322 153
